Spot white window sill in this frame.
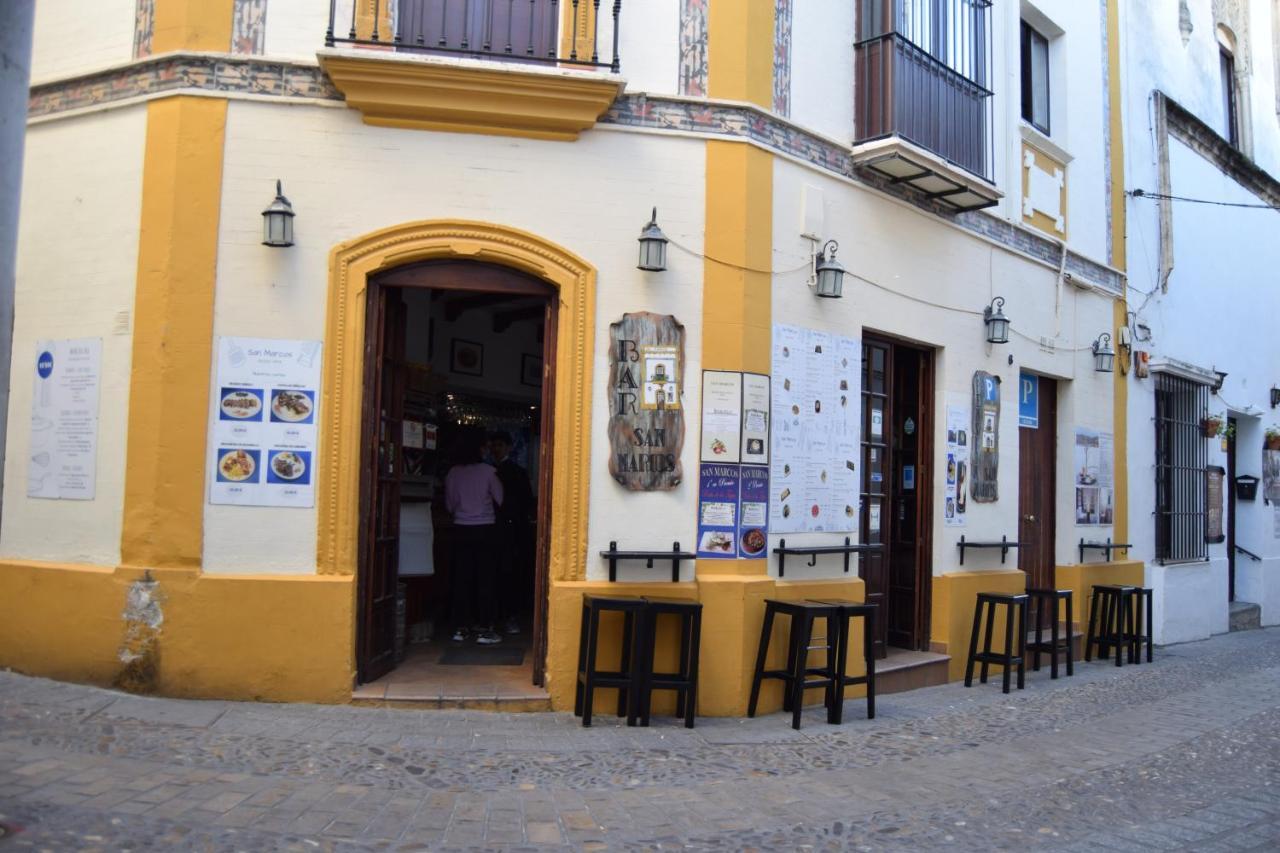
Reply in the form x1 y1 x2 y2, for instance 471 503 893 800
1020 121 1073 165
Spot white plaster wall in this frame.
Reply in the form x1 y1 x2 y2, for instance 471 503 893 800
264 0 330 60
31 0 135 83
771 157 1114 582
0 107 144 565
207 104 704 576
789 0 855 142
1148 559 1231 645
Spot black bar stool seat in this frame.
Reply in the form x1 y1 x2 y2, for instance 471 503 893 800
809 599 877 721
1025 587 1074 679
636 596 703 728
748 600 841 730
575 594 647 727
1086 584 1153 666
964 592 1028 694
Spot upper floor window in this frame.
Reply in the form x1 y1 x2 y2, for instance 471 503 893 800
1020 21 1050 135
1221 47 1240 148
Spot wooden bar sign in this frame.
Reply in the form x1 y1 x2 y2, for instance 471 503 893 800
608 312 685 490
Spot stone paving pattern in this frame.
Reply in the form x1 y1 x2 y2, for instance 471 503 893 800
1 628 1279 850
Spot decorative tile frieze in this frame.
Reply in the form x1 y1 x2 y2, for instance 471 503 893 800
678 0 708 97
772 0 792 117
232 0 269 55
133 0 155 59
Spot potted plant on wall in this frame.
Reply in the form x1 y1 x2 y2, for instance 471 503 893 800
1201 412 1225 438
1265 426 1280 451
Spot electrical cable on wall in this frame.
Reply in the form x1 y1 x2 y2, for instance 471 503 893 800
1129 188 1280 210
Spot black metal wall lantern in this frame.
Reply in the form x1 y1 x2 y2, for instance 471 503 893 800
813 240 845 298
1270 387 1279 409
637 207 668 272
1092 332 1115 373
983 296 1010 344
261 180 295 247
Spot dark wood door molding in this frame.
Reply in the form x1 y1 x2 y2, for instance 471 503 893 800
1018 376 1057 591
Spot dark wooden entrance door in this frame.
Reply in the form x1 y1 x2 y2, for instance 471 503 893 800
861 335 934 655
1017 375 1057 591
357 286 407 684
1227 417 1237 602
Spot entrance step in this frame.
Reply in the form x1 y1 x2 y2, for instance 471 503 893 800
874 648 951 695
1230 601 1262 632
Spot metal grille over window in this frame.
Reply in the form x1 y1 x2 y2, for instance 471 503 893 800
1154 373 1209 563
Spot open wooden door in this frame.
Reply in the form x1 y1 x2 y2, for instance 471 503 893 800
1018 376 1057 591
357 286 407 684
531 296 558 686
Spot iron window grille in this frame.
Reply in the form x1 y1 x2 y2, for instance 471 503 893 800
1154 372 1209 563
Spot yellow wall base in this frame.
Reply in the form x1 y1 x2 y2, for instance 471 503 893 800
1057 560 1145 636
546 574 867 718
0 560 354 703
931 569 1027 682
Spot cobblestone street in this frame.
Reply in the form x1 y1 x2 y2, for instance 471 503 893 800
1 628 1278 851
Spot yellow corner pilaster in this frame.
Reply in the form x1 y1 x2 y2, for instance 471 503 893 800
151 0 234 53
120 96 227 570
1106 0 1128 545
707 0 775 107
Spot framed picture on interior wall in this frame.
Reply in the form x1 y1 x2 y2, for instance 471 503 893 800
521 354 543 387
450 339 484 376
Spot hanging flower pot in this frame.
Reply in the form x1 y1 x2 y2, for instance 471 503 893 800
1265 428 1280 450
1201 415 1224 438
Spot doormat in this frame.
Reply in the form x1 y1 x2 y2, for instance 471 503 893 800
438 645 526 666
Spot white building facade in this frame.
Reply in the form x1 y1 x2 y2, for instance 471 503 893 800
1121 0 1280 643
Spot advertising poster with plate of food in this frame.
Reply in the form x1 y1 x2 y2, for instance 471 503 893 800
209 337 321 508
700 371 742 462
696 463 740 558
768 324 861 533
737 466 769 558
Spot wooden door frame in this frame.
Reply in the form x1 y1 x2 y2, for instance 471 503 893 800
863 331 935 652
1017 374 1058 591
358 261 559 685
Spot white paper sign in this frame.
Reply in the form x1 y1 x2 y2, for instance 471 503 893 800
701 371 743 462
208 337 322 508
28 338 102 500
741 372 771 465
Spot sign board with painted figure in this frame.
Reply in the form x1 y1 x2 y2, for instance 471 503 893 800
608 313 685 490
970 371 1000 503
28 338 102 500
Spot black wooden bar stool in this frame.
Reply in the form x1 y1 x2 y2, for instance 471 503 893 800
964 592 1028 694
1085 584 1137 667
575 594 647 727
1129 586 1154 663
1025 587 1073 679
809 599 877 722
636 597 703 728
747 600 840 730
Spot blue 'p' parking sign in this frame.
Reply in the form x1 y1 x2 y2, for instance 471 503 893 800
1018 372 1038 428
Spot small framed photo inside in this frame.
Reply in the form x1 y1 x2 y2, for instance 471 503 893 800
521 354 543 387
450 339 484 376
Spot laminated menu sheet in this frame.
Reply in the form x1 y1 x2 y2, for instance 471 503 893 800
28 338 102 500
208 337 322 508
768 324 861 533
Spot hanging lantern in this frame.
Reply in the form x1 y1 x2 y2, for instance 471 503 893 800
814 240 845 298
983 296 1010 344
261 180 295 248
637 207 668 272
1092 332 1115 373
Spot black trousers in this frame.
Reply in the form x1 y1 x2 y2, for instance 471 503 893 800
450 524 497 630
496 519 531 622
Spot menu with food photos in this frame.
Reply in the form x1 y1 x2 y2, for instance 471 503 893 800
769 324 861 533
208 337 322 508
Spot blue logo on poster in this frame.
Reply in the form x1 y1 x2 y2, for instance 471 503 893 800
1018 372 1039 428
36 351 53 379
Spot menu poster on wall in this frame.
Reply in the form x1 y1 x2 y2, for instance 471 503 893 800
209 337 322 508
28 338 102 500
701 371 743 462
697 463 740 558
944 404 969 527
1073 427 1115 525
738 465 770 558
769 324 861 533
741 372 771 465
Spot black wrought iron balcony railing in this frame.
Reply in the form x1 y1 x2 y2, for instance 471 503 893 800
325 0 622 73
854 0 994 183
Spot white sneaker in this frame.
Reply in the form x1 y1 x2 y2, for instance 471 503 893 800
450 629 467 643
475 631 502 645
503 618 520 635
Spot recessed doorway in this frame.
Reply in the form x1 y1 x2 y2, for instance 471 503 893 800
1018 375 1058 591
354 261 557 703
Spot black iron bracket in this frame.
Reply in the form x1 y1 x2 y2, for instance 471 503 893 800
772 538 884 578
1078 537 1133 563
1235 544 1262 563
600 541 694 583
957 534 1022 566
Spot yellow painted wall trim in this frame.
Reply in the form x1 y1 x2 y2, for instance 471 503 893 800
121 96 226 570
0 560 354 702
1106 0 1130 545
318 220 595 584
708 0 774 108
151 0 234 54
559 0 597 64
317 51 623 141
931 569 1026 681
1021 141 1068 239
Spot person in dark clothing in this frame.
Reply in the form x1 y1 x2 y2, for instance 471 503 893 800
445 431 503 645
489 431 534 635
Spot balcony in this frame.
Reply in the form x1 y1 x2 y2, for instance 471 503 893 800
319 0 625 141
853 0 1000 211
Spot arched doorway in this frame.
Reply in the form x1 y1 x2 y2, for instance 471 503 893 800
317 221 596 697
